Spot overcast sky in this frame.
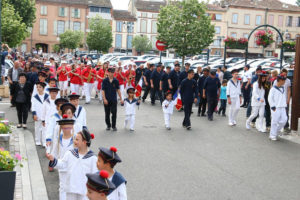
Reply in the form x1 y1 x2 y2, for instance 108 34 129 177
110 0 297 10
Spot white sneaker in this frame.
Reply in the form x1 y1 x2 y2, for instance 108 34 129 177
36 142 41 146
246 121 251 129
229 122 234 126
269 137 277 141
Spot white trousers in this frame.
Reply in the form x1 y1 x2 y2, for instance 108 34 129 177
164 113 171 128
84 83 93 103
98 89 103 101
93 81 98 93
80 85 84 96
59 171 67 200
59 81 68 91
247 105 265 132
119 84 125 100
70 83 80 94
270 107 287 139
66 193 87 200
125 114 135 130
35 120 45 146
229 97 240 124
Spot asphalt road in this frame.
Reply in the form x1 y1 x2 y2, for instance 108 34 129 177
2 97 300 200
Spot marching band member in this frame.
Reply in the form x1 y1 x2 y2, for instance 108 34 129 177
125 63 136 88
96 64 105 102
82 61 97 104
57 60 70 98
123 87 140 131
69 63 82 95
115 66 126 100
31 82 48 146
226 69 242 126
69 92 87 129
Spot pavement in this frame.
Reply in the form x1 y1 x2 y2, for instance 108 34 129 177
2 97 300 200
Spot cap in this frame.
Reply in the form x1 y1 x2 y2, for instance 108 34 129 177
38 71 47 77
256 66 262 71
245 64 250 69
54 98 69 106
61 60 67 64
165 90 172 96
80 127 94 147
166 66 171 69
44 61 51 66
210 70 216 76
187 69 194 74
185 62 191 66
203 68 209 72
36 82 46 88
126 87 135 94
277 73 286 80
259 71 268 76
87 61 92 66
68 92 80 99
60 103 76 114
57 114 75 125
107 67 115 73
48 87 60 92
86 170 116 195
174 63 180 67
98 147 122 163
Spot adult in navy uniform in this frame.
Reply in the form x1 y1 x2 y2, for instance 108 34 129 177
160 66 171 98
168 63 180 96
150 64 163 105
135 64 145 86
180 69 198 130
203 70 221 121
142 64 154 102
178 63 191 86
197 68 209 117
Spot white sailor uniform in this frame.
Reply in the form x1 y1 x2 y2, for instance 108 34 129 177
246 81 266 132
32 82 49 97
268 85 287 139
123 98 140 130
108 171 127 200
46 112 61 152
31 93 49 146
74 105 87 128
50 149 98 200
42 98 57 141
162 99 175 128
226 79 241 125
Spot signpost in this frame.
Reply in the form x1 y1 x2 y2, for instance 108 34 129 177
156 40 167 63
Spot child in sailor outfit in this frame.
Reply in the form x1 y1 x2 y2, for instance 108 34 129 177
268 74 288 141
123 87 140 131
31 82 48 146
162 91 175 130
69 93 87 129
47 128 98 200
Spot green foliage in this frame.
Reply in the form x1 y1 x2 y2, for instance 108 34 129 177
7 0 36 28
132 35 152 53
0 121 12 134
157 0 215 64
297 0 300 7
59 30 84 50
53 44 62 53
2 0 28 47
0 148 24 171
86 16 113 53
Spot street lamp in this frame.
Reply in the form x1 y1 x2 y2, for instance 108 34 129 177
217 36 225 56
123 21 134 55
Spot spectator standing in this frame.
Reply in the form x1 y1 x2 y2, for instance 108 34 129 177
8 61 24 107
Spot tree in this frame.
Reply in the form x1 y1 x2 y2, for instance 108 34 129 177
297 0 300 7
2 0 28 47
86 16 113 53
157 0 215 66
7 0 36 28
59 30 84 51
132 35 152 54
53 44 62 53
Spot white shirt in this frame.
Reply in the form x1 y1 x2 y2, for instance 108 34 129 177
31 92 49 120
75 105 87 127
273 78 291 99
251 81 265 106
226 79 241 98
108 173 127 200
243 70 252 83
268 85 287 108
162 100 175 114
124 98 139 115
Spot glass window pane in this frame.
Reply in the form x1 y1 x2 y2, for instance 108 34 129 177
151 21 157 33
73 22 81 31
57 21 65 34
127 35 133 49
116 21 122 32
216 14 222 21
256 16 261 25
215 26 220 34
232 14 238 24
231 33 237 38
268 15 274 25
116 34 122 48
244 14 250 25
278 15 283 27
141 20 147 33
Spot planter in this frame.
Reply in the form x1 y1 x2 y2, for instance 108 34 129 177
226 43 247 49
0 134 10 151
0 171 16 200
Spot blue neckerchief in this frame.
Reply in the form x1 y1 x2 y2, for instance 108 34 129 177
274 86 284 94
70 149 94 159
230 79 239 88
44 93 49 102
76 106 82 119
54 113 61 120
125 98 138 104
34 94 43 104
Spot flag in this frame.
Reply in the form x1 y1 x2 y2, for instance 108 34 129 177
173 90 182 111
135 78 143 97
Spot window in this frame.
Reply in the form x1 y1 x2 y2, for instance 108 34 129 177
127 35 133 49
151 21 157 33
286 16 293 27
298 17 300 27
213 39 221 47
141 20 147 33
21 44 27 52
266 51 273 57
285 33 291 40
59 7 65 17
141 12 147 18
296 34 300 38
232 14 238 24
256 15 261 25
73 22 81 31
116 21 122 32
151 36 156 49
278 15 283 27
268 15 274 26
244 14 250 25
57 21 65 35
115 34 122 48
127 22 134 33
231 33 237 38
243 33 249 39
90 6 100 12
74 8 80 18
214 26 221 34
216 14 222 21
39 19 47 35
101 8 110 13
41 5 47 15
152 13 158 18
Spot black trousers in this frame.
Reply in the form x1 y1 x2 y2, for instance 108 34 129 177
9 82 18 106
265 101 271 127
142 85 151 100
284 106 290 129
207 98 218 119
183 102 193 127
150 87 163 104
218 99 227 115
104 101 117 128
242 82 251 106
16 103 28 124
198 96 207 115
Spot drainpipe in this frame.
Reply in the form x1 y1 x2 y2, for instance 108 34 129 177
263 8 268 57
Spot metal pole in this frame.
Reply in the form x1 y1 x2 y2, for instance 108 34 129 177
280 45 283 71
207 49 209 65
223 45 226 68
159 51 162 63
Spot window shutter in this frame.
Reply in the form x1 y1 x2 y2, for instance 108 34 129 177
53 20 57 35
81 22 85 32
71 8 74 18
65 7 68 17
78 9 80 18
44 19 48 34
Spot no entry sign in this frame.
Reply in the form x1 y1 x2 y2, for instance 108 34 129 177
156 40 167 51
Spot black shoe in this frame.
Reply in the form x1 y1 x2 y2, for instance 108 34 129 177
191 111 194 114
186 126 191 130
112 127 117 131
95 94 98 98
197 113 200 117
201 114 207 117
151 103 155 106
208 118 213 121
240 104 245 107
17 124 22 128
106 127 111 131
10 105 16 108
142 99 145 102
222 114 226 117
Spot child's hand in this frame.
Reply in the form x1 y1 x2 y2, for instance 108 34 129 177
45 153 54 161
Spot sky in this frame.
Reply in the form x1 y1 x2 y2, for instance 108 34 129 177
110 0 297 10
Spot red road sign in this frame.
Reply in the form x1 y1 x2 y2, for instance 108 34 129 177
156 40 167 51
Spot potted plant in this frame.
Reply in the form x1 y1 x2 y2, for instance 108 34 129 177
0 120 12 151
224 37 248 49
281 40 296 52
255 29 274 48
0 148 24 199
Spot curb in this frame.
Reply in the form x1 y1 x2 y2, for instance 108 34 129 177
18 128 48 200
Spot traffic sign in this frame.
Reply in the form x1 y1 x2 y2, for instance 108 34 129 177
156 40 167 51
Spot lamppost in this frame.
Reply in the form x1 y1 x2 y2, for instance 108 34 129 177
217 36 225 56
123 21 134 55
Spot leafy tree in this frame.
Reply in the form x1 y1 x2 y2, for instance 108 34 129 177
52 44 62 53
2 0 28 47
157 0 215 66
59 30 84 51
132 35 152 54
7 0 36 28
297 0 300 7
86 16 112 53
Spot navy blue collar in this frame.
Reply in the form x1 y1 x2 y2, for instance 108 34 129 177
274 86 284 94
70 149 94 159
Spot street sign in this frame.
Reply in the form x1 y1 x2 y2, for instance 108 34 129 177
156 40 167 51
